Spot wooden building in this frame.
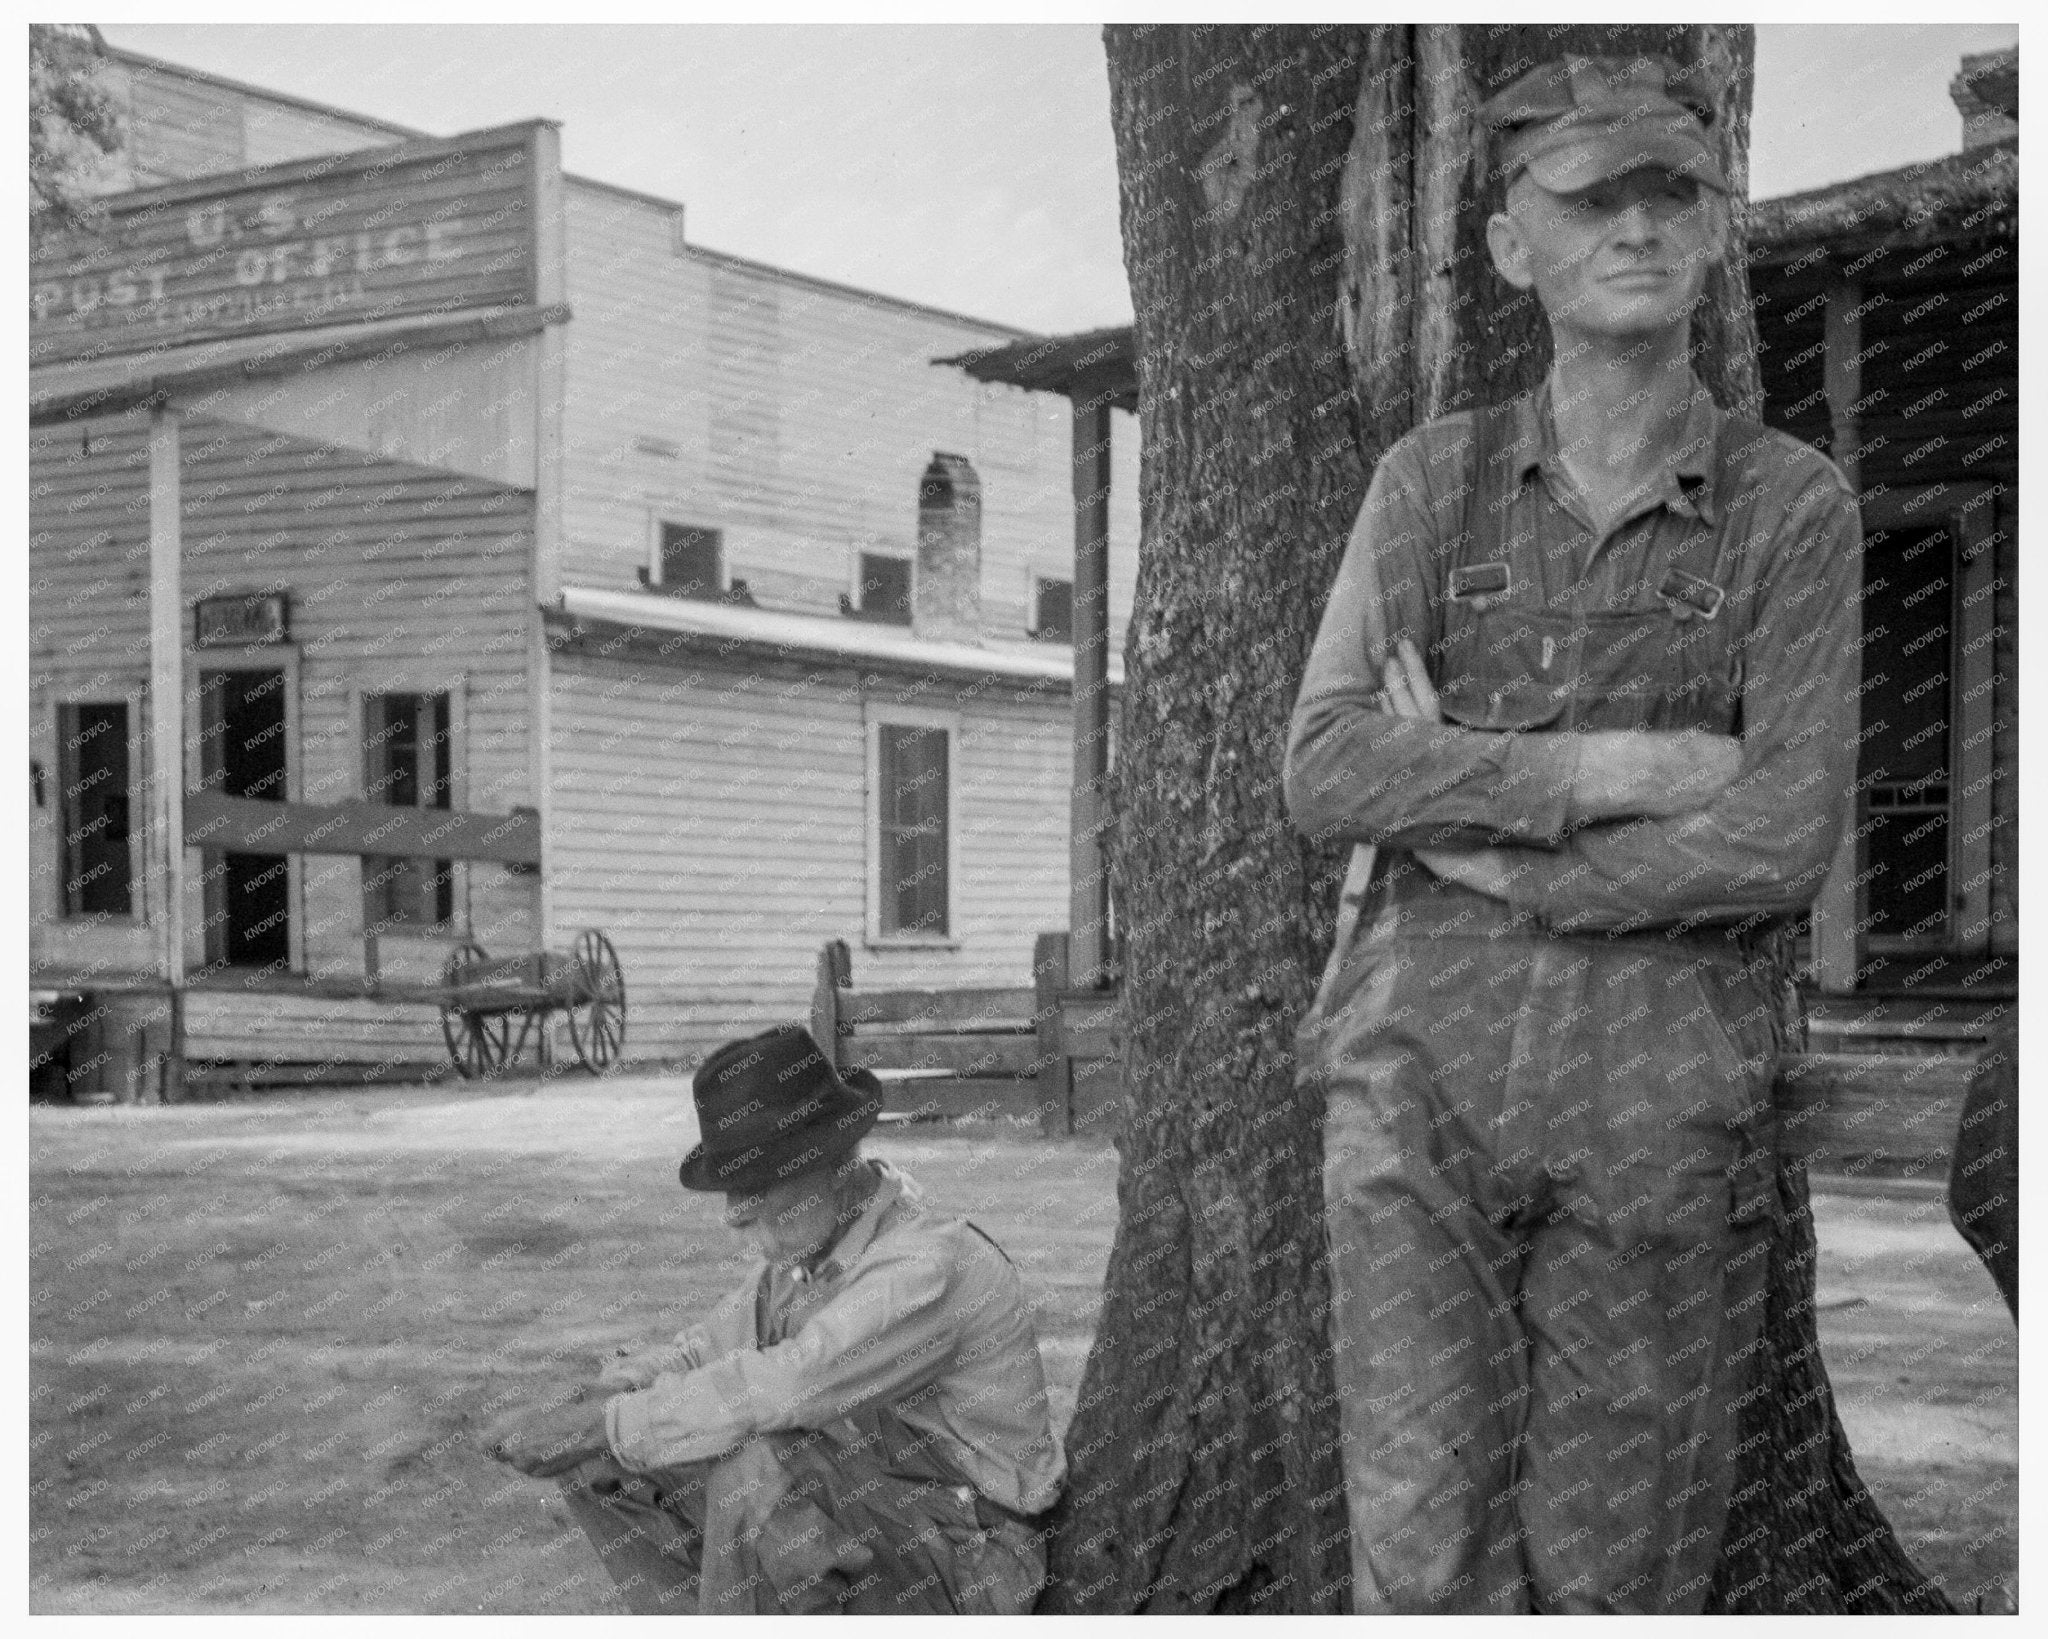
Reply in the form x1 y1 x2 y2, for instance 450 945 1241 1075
28 48 1139 1095
956 50 2020 1036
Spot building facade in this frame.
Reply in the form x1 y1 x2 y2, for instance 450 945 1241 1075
29 48 1139 1090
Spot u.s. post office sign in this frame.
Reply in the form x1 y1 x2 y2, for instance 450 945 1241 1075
30 122 547 368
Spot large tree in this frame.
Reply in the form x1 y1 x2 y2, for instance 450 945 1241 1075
1042 23 1949 1615
30 23 120 247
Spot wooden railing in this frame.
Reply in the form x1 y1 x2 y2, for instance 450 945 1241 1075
811 933 1121 1135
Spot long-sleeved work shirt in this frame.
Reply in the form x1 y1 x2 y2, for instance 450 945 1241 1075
603 1160 1065 1518
1284 375 1863 937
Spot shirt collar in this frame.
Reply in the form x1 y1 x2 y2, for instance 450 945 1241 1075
1511 371 1724 527
794 1158 906 1284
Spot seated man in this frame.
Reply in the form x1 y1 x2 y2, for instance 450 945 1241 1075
483 1024 1065 1614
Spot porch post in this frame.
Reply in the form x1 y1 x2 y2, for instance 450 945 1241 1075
1809 279 1862 994
148 402 187 1101
1068 385 1113 989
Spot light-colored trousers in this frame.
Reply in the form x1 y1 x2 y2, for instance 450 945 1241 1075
558 1414 1046 1615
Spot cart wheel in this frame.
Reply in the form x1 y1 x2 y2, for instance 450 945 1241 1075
441 942 509 1079
567 929 626 1074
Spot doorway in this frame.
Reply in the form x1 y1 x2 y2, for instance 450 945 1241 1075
198 667 292 970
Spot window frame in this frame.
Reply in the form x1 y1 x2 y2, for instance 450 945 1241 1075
53 694 144 926
646 514 728 599
864 702 961 950
185 646 305 974
351 677 468 941
849 549 915 625
1027 571 1075 643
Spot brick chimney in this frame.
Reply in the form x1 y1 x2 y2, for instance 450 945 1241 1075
915 452 982 643
1951 48 2018 151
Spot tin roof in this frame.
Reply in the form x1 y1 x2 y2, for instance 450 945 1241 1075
1746 140 2018 266
554 585 1124 690
29 302 567 425
934 326 1138 412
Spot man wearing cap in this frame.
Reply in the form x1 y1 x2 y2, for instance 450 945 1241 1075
481 1024 1064 1614
1286 56 1863 1613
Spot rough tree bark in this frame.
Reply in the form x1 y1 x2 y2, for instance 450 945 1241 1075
1043 21 1952 1615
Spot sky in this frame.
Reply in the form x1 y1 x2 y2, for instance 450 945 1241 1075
98 22 2020 336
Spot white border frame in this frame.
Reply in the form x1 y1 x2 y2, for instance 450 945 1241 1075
863 700 961 950
47 687 149 930
646 511 730 593
849 547 915 619
350 673 472 941
185 644 305 975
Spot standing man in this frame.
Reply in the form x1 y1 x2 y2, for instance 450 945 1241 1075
1285 57 1863 1613
483 1025 1064 1614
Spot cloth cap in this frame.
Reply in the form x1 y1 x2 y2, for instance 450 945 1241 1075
677 1023 883 1194
1482 54 1728 197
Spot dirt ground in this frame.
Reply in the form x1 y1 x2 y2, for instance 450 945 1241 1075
29 1077 2016 1613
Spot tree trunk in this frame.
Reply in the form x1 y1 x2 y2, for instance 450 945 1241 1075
1045 21 1951 1615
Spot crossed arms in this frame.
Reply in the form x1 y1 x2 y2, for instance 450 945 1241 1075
1282 429 1864 933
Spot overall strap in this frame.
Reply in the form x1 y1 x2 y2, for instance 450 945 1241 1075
1440 398 1524 657
1708 411 1772 530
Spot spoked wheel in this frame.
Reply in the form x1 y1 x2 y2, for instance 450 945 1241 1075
441 942 509 1079
567 929 626 1074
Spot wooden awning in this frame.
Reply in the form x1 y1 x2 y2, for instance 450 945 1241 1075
936 325 1137 412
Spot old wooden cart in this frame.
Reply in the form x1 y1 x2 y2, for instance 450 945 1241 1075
439 929 626 1077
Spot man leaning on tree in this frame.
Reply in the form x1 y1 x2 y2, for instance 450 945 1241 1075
1285 56 1863 1613
481 1025 1063 1614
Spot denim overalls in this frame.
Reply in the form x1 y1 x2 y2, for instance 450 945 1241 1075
1310 401 1786 1613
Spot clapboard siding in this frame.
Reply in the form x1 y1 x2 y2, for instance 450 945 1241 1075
548 651 1074 1063
28 411 540 1062
98 53 404 192
559 183 1141 644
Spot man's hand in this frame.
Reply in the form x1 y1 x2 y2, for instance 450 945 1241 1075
1376 638 1519 900
1568 729 1740 822
482 1393 611 1478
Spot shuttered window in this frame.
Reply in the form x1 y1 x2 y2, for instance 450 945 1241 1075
660 523 723 598
363 692 453 928
1033 576 1074 643
57 701 134 919
858 553 913 624
876 722 949 938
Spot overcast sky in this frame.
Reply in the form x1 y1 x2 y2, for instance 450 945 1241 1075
100 22 2019 335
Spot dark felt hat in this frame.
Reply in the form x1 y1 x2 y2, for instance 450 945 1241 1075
1483 54 1729 197
677 1024 883 1194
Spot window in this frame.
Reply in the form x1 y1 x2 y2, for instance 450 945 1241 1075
57 701 133 919
659 523 723 598
870 713 954 941
856 552 913 625
363 692 453 928
1032 576 1074 643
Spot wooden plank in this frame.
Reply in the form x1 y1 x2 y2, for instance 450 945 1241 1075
839 985 1036 1028
31 124 543 366
1809 277 1863 994
149 406 186 1106
811 939 849 1064
844 1034 1038 1078
1034 931 1071 1137
1060 995 1121 1061
883 1077 1040 1124
183 789 542 865
1070 1057 1123 1143
1777 1051 1977 1171
1069 394 1113 988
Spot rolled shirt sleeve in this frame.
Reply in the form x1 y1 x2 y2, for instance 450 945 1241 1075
1284 425 1583 852
605 1242 958 1471
1504 459 1864 934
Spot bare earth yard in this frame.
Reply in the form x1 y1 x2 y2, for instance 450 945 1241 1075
29 1077 2016 1612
